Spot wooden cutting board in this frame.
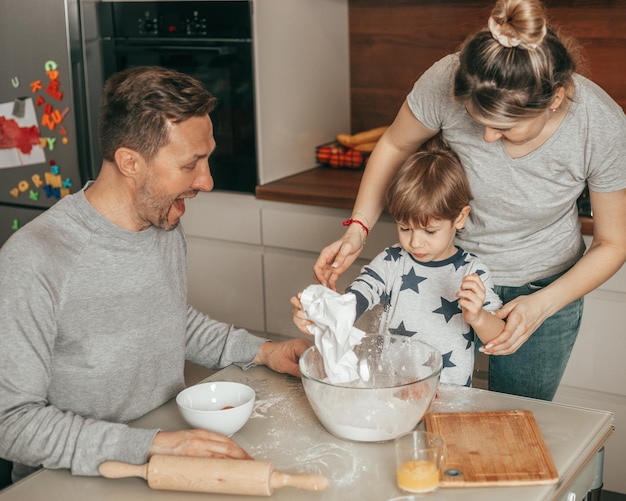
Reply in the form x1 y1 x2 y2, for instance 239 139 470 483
425 410 558 487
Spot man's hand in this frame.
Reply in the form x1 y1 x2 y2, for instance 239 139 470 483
253 338 312 378
150 429 252 461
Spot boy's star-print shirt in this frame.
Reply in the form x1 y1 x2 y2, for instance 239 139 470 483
346 245 502 387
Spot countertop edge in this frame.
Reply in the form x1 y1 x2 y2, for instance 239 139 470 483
256 168 594 236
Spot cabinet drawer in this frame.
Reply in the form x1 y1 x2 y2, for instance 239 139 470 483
555 453 596 501
183 192 262 245
560 291 626 395
186 236 264 332
261 201 398 260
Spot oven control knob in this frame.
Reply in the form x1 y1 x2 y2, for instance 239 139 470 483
186 11 207 36
138 10 157 35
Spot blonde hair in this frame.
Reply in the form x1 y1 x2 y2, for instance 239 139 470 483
386 138 473 228
454 0 582 123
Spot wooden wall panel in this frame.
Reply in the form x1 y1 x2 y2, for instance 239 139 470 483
549 4 626 109
349 0 626 132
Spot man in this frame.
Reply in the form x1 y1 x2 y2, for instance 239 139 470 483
0 67 310 483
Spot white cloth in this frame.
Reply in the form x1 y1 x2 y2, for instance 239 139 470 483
300 284 365 384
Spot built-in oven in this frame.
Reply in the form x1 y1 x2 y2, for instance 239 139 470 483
98 1 257 194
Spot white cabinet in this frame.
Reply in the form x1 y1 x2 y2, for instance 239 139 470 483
557 236 626 395
558 291 626 395
261 201 400 262
183 192 265 333
252 0 350 185
183 193 399 338
555 236 626 494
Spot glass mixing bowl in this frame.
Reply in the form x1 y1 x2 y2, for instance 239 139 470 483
300 334 442 442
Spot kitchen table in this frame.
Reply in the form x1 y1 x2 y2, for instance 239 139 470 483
0 365 613 501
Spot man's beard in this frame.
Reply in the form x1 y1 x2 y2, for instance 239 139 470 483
136 182 184 231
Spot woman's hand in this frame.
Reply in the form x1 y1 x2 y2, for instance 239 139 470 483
313 102 437 291
150 429 253 461
482 292 552 355
313 228 365 291
290 294 314 336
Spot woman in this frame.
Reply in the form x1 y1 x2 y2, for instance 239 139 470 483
314 0 626 400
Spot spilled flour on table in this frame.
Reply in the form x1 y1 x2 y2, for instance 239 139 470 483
431 383 495 412
235 375 367 489
251 393 283 418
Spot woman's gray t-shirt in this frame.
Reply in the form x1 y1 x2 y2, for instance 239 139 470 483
407 54 626 286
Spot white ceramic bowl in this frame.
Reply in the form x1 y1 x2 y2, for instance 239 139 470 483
176 381 255 436
300 334 442 443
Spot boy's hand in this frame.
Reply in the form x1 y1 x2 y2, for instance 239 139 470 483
290 293 315 335
457 273 486 325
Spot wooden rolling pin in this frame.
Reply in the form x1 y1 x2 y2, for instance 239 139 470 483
99 455 329 496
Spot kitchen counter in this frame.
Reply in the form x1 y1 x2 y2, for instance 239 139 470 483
255 167 595 235
256 167 361 210
0 365 613 500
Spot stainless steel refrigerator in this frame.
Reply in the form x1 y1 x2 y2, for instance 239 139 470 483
0 0 101 247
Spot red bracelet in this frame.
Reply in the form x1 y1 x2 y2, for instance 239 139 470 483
343 218 370 236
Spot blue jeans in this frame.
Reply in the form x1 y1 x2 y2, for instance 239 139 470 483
477 271 584 401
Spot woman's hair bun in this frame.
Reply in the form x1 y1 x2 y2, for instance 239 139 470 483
489 0 547 49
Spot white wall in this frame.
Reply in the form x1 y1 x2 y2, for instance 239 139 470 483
253 0 350 185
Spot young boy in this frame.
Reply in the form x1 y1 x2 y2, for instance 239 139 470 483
292 139 504 386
